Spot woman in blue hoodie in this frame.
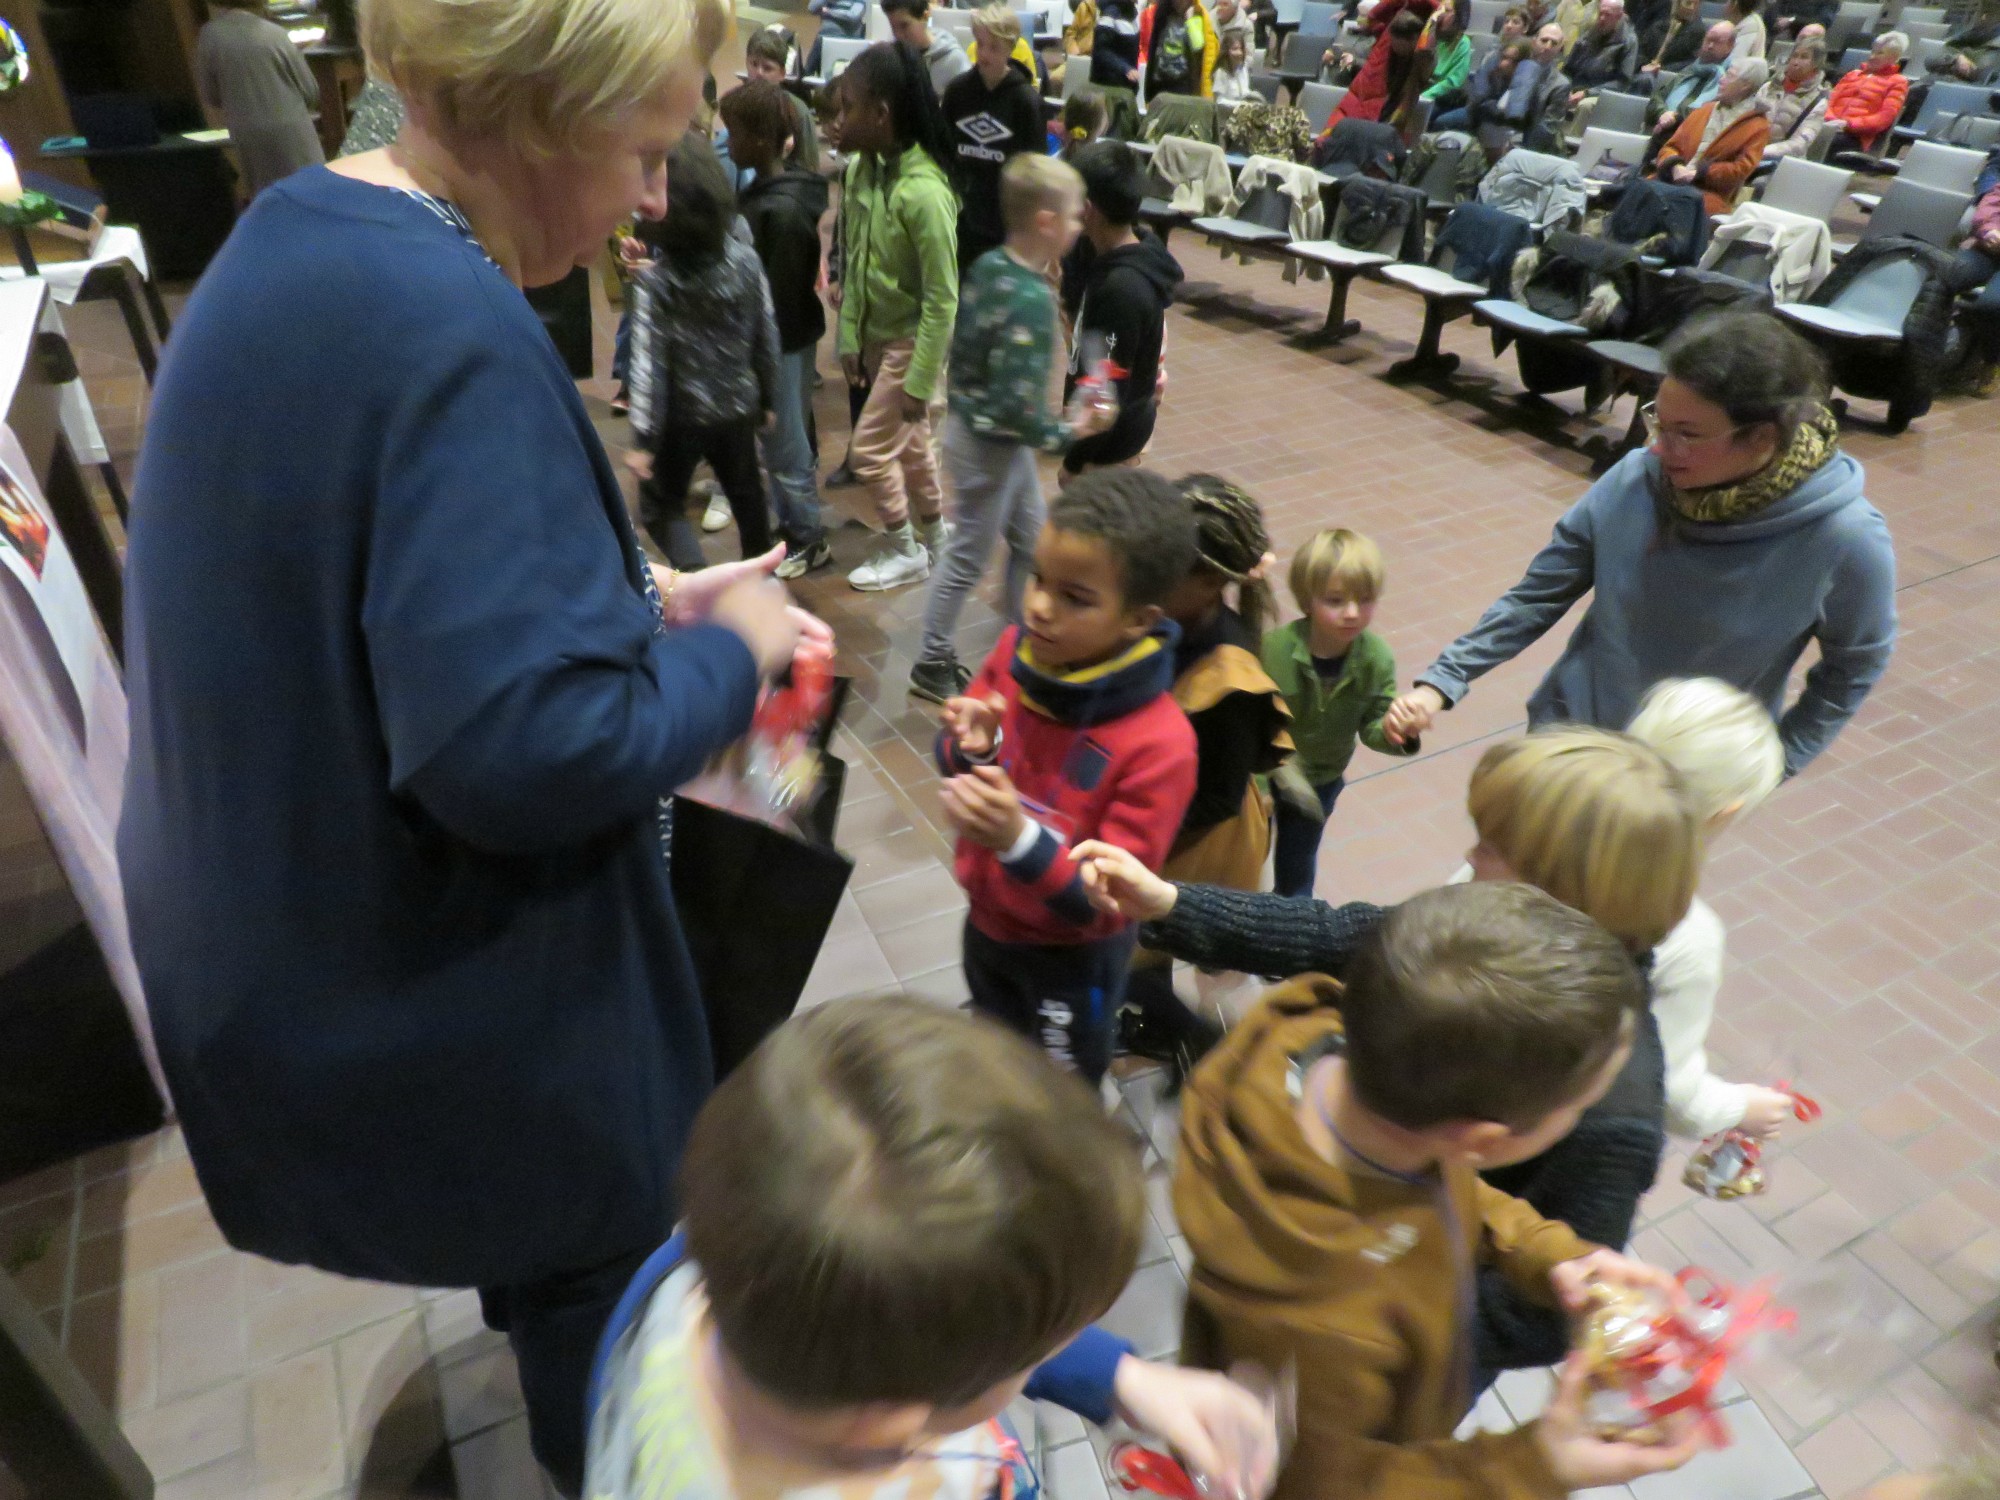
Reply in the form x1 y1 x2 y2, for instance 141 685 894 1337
1383 312 1896 777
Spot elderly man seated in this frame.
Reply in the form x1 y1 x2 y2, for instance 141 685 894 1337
1651 19 1734 130
1647 56 1771 213
1565 0 1640 105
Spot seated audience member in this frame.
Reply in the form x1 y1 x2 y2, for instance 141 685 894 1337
1168 882 1704 1500
1649 20 1733 131
1564 0 1639 105
1498 3 1531 41
1624 678 1798 1144
1553 0 1597 48
1725 0 1766 59
1822 31 1910 154
883 0 974 93
806 0 868 75
1646 58 1769 217
1523 21 1575 146
584 996 1282 1500
1422 5 1477 105
1925 4 2000 81
1639 0 1706 73
1433 38 1537 132
1951 178 2000 396
1757 34 1831 159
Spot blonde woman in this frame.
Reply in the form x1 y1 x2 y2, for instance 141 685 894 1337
1628 677 1795 1141
1075 726 1698 1378
120 0 825 1486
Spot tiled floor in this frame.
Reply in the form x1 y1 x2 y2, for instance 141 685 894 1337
7 191 1999 1499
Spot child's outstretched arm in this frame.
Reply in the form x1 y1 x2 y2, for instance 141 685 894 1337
1074 841 1389 978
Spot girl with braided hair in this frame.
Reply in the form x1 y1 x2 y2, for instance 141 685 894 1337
1121 474 1292 1078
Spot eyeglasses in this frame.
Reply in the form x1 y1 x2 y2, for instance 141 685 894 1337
1639 401 1747 453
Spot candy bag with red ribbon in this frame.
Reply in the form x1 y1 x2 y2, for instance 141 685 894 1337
1683 1085 1821 1200
1579 1269 1795 1447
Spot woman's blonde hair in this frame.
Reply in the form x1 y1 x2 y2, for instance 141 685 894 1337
1468 727 1701 953
361 0 730 156
1626 678 1784 826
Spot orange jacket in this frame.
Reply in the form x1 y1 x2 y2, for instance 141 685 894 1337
1825 61 1909 149
1651 101 1771 215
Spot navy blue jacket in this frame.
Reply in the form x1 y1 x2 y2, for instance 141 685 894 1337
121 169 760 1289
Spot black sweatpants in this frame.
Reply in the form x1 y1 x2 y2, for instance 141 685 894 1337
963 919 1137 1083
637 417 773 570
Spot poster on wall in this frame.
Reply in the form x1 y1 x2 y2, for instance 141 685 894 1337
0 423 162 1095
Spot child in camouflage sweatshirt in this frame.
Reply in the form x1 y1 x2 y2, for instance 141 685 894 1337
911 155 1118 704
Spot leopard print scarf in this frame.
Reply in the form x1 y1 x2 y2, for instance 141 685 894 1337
1667 406 1840 524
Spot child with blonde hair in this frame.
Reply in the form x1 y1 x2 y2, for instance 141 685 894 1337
1074 725 1699 1376
1627 677 1794 1141
1261 528 1414 899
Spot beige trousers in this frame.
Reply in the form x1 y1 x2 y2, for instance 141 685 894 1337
850 339 944 529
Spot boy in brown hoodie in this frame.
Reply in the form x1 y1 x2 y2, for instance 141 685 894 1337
1171 882 1707 1500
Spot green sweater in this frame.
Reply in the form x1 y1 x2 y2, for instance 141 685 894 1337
948 247 1073 452
1259 621 1412 784
836 145 960 403
1422 33 1473 100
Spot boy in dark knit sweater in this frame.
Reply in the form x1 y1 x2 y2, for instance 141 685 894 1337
936 472 1200 1081
912 154 1117 704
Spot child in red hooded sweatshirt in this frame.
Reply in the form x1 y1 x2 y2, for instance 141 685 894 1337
936 470 1199 1082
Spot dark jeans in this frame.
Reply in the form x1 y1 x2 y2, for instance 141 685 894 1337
1272 776 1346 899
964 920 1137 1083
637 417 773 570
1951 244 2000 363
479 1244 654 1496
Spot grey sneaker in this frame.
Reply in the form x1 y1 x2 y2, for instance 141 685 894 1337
909 656 972 705
825 461 860 489
774 537 833 580
848 541 931 591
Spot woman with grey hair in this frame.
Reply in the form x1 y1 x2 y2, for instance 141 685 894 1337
121 0 822 1487
1647 55 1771 214
1823 30 1911 151
1758 32 1832 157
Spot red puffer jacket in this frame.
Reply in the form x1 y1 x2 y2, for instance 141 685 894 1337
1825 60 1909 150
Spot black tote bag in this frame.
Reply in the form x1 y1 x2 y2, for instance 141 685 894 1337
670 677 855 1078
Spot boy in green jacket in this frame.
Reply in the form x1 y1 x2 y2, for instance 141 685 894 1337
1261 528 1416 898
910 154 1117 702
835 44 963 593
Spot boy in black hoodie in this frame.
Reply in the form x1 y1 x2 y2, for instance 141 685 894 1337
943 6 1050 275
719 82 833 578
1061 142 1184 481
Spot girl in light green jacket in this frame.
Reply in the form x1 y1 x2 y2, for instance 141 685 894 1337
834 43 964 592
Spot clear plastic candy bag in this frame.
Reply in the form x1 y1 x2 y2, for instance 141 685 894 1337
1683 1087 1821 1200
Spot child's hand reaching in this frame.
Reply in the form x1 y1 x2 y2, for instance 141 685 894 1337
1549 1248 1684 1314
624 449 654 481
1736 1086 1798 1140
1535 1352 1706 1490
941 692 1006 758
1382 684 1444 745
1111 1357 1281 1500
1070 840 1178 922
938 765 1027 850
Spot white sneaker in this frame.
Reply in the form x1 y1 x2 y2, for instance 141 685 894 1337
848 542 931 591
699 487 732 532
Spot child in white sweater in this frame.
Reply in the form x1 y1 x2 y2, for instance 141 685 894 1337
1627 677 1796 1142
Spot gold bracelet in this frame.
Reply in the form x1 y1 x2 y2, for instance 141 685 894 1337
660 567 679 620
